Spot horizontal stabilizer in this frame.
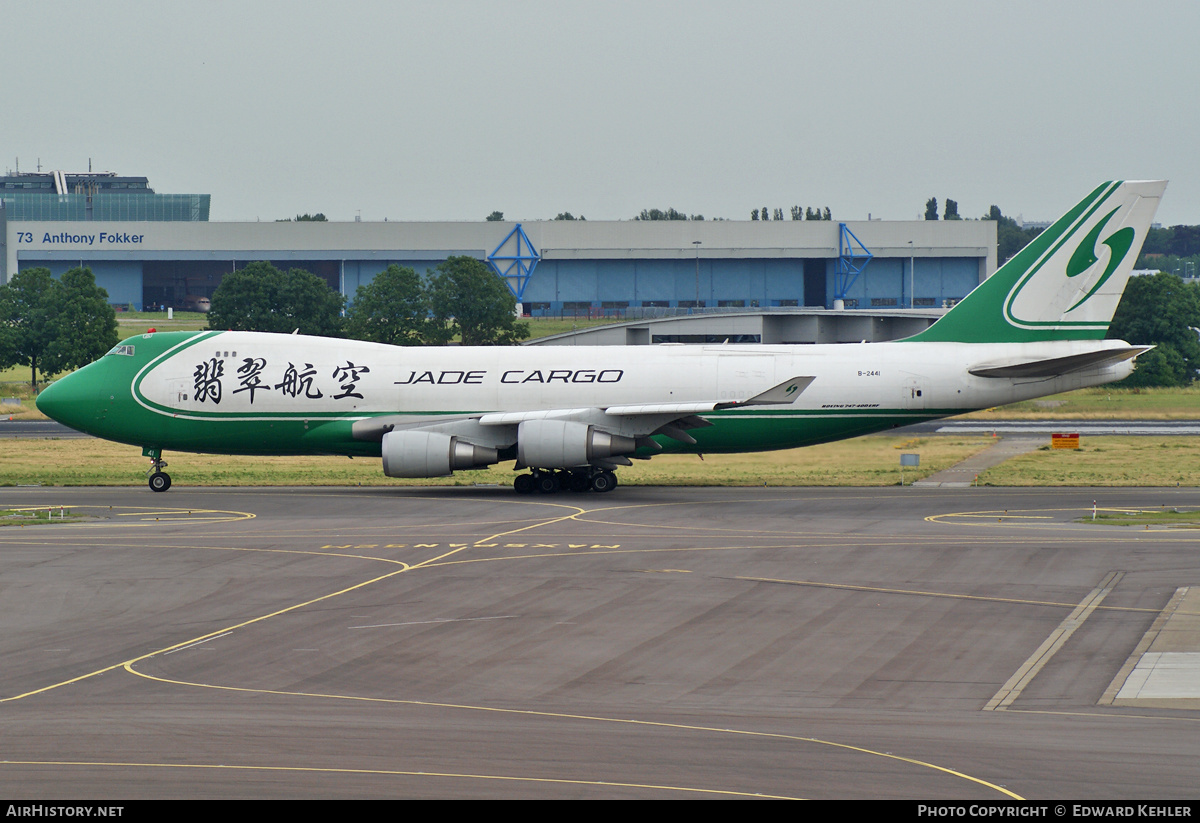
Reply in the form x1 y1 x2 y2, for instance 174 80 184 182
968 346 1151 378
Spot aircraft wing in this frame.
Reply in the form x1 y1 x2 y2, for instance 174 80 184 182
352 376 814 447
478 376 815 425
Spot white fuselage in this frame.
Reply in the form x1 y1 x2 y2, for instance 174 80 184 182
135 332 1136 435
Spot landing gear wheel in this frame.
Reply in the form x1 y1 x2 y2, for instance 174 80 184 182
145 450 171 492
590 470 618 493
535 472 560 494
566 472 591 493
514 474 535 495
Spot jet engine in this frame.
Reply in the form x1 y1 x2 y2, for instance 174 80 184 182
517 419 637 468
381 430 498 478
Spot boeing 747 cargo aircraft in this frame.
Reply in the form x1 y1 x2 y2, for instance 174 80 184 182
36 180 1166 493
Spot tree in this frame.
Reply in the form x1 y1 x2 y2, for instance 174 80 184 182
0 289 14 373
486 211 504 222
751 209 759 221
944 199 960 220
790 206 802 221
1169 225 1200 257
1108 272 1200 387
49 267 120 375
1141 225 1172 256
636 208 687 221
0 267 118 388
208 261 345 336
983 205 1042 265
426 256 529 346
0 269 56 388
773 208 784 221
806 207 817 220
925 197 939 220
554 212 578 221
294 213 328 222
344 265 431 346
823 207 832 221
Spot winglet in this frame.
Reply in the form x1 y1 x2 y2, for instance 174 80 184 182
716 376 815 409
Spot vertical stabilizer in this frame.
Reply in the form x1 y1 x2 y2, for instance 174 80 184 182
907 180 1166 343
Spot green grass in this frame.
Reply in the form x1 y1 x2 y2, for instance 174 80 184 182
0 435 991 488
522 317 627 338
962 386 1200 420
0 508 86 527
978 437 1200 486
1085 508 1200 527
0 381 41 419
11 428 1200 489
117 311 210 332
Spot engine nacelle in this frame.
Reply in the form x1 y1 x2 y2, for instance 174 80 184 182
517 419 637 468
381 430 498 478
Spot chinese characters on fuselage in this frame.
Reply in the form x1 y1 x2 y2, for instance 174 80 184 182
192 357 368 405
193 358 224 404
332 362 370 400
276 362 323 399
189 358 625 405
232 357 269 402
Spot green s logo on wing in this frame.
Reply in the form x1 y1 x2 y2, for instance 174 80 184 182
1065 207 1135 312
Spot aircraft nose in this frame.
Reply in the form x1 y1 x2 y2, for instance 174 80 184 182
36 370 101 432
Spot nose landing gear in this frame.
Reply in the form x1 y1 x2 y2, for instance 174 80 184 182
144 448 172 492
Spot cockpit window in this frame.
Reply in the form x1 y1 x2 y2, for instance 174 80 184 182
107 344 135 357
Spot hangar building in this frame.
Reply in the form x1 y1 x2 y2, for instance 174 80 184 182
3 215 997 315
1 171 996 314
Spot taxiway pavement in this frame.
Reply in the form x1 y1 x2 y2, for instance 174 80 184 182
2 485 1199 799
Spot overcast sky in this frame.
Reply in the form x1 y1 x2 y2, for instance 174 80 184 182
4 1 1197 225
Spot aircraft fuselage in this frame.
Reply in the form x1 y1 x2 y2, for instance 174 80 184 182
38 329 1136 458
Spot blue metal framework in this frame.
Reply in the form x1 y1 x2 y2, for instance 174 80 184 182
487 223 540 300
835 222 873 301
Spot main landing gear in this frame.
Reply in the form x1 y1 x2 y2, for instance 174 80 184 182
513 468 618 495
145 448 172 492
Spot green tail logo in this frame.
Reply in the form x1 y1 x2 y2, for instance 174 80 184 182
905 180 1165 344
1064 207 1135 312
